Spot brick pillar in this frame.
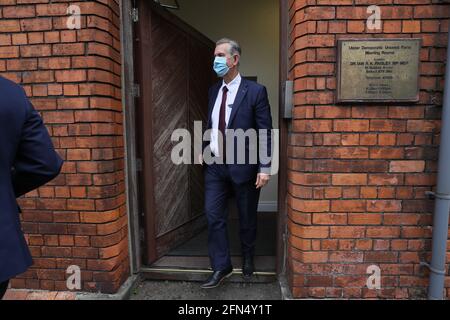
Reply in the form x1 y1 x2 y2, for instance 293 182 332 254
0 0 129 293
287 0 450 299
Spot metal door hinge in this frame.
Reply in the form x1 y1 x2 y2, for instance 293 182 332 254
131 7 139 22
131 83 140 98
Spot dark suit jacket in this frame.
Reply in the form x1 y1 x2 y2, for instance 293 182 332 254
203 78 273 184
0 76 63 283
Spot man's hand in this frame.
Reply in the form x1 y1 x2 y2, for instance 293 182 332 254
198 154 203 166
255 173 270 189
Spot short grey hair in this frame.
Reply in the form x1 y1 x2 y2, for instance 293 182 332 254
216 38 242 57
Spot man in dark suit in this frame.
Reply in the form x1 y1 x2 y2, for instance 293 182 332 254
0 76 63 299
199 38 273 289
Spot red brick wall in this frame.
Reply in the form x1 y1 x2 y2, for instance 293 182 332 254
287 0 450 298
0 0 129 294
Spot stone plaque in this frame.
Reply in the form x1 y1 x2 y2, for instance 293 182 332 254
337 38 421 103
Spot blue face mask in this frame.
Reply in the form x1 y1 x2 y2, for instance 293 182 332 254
213 56 229 77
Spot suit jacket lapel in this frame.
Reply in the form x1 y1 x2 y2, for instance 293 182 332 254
227 79 248 129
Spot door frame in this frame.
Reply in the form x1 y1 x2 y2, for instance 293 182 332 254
276 0 290 276
120 0 141 274
132 0 157 264
120 0 290 276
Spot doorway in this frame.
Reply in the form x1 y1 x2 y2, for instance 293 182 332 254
126 0 288 283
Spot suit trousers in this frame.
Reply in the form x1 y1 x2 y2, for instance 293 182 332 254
204 162 261 271
0 280 9 300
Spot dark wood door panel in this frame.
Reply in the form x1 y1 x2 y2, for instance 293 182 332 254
151 10 190 237
135 0 216 264
188 39 215 221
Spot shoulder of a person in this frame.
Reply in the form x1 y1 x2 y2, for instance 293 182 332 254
242 78 266 96
0 76 29 115
0 76 23 95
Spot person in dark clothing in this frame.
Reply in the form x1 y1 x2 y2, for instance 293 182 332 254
0 76 63 300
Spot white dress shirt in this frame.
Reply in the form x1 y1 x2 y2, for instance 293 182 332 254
210 73 242 157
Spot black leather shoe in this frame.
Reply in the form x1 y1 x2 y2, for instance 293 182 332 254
242 255 255 278
201 266 233 289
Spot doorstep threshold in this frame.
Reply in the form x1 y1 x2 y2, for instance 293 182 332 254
141 266 277 276
140 266 277 283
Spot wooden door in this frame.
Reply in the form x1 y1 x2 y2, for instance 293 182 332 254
134 0 216 265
